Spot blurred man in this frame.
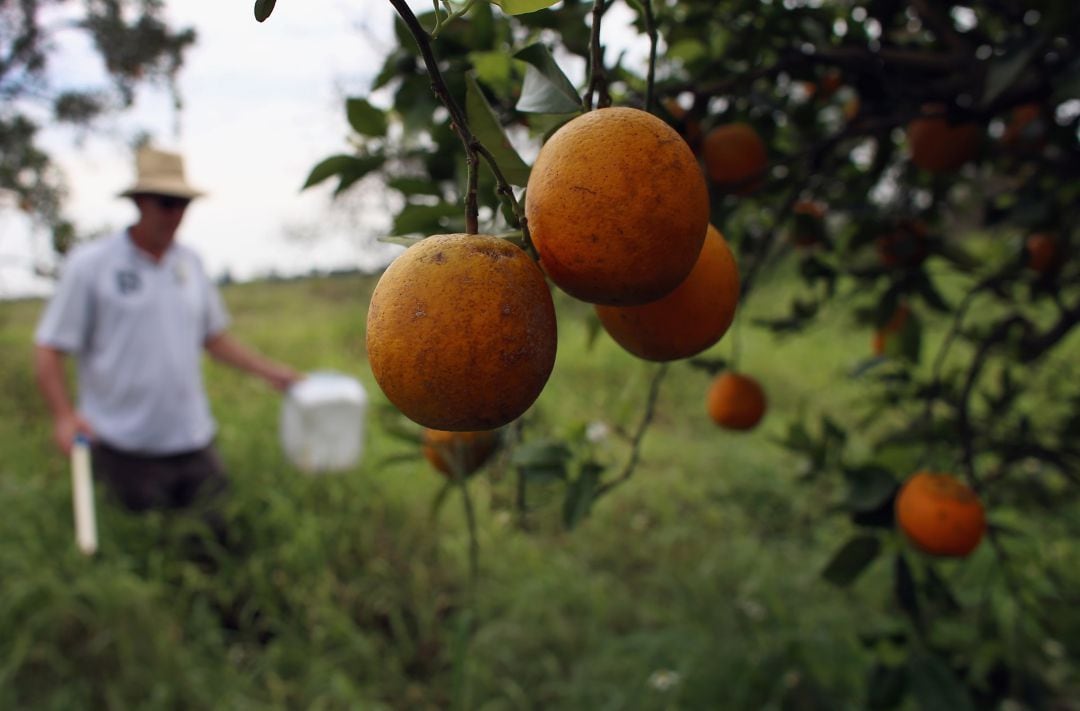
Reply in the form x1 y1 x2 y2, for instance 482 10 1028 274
34 146 302 513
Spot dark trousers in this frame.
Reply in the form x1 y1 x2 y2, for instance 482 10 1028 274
91 441 229 513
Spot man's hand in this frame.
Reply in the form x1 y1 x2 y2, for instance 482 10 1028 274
53 411 95 456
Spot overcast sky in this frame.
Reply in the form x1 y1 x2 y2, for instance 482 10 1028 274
0 0 409 298
0 0 643 299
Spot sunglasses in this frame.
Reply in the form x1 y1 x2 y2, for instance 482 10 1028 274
141 194 191 210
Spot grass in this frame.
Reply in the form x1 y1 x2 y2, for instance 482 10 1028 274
0 255 1075 709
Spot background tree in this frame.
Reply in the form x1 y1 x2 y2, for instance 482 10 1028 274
298 0 1080 706
0 0 196 255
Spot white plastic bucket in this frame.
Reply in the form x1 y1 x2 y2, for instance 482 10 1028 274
279 371 368 474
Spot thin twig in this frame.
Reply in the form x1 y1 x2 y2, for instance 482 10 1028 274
641 0 657 113
596 363 668 497
388 0 530 240
584 0 610 111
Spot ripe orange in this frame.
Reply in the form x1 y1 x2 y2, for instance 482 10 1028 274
1025 232 1057 273
422 428 499 479
595 224 740 362
906 104 982 173
895 470 986 557
790 200 826 248
872 303 910 356
366 233 558 431
706 372 766 431
702 122 768 195
525 107 710 306
1001 103 1044 147
876 219 929 268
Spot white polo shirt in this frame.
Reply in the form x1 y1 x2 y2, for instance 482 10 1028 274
35 231 230 455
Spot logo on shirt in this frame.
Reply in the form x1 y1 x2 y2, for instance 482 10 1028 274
116 270 141 295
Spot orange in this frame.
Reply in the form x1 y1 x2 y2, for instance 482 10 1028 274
702 122 768 195
525 107 710 306
366 233 557 431
706 372 766 431
422 428 499 479
895 470 985 557
790 200 826 247
876 219 929 268
1025 233 1057 273
595 224 740 362
842 95 860 122
872 303 910 356
906 104 982 173
1001 103 1044 147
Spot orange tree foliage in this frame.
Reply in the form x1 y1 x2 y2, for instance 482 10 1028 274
286 0 1080 706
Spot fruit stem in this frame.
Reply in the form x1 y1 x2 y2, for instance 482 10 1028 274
389 0 533 238
583 0 610 111
596 363 668 497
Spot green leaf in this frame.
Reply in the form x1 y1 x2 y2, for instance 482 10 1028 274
346 98 388 137
465 72 531 186
301 154 381 191
908 652 975 711
490 0 560 16
377 235 428 247
387 177 443 197
254 0 276 22
513 44 581 114
562 462 602 530
822 535 882 587
843 466 897 513
982 41 1041 107
392 202 463 236
894 553 920 621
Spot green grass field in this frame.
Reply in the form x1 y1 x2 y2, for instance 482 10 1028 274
0 260 1073 709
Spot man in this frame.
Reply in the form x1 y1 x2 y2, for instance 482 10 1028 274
34 146 302 513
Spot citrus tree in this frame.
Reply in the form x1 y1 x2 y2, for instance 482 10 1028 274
260 0 1079 706
0 0 196 256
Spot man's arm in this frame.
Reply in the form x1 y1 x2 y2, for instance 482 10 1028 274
203 332 302 392
34 345 93 455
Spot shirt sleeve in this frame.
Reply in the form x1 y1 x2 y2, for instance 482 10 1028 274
34 252 94 354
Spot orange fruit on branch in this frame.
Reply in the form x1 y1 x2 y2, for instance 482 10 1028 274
366 233 557 431
1025 232 1058 274
702 122 768 195
422 428 499 479
906 104 982 173
525 106 710 306
595 224 740 362
706 371 766 431
895 470 985 557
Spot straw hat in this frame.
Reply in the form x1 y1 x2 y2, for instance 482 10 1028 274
119 146 206 200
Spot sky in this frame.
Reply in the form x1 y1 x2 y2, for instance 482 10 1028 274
0 0 644 300
0 0 408 299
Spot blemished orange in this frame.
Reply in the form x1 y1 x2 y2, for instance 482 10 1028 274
895 470 986 557
872 303 910 356
525 107 710 306
595 224 740 362
906 104 981 173
706 372 766 431
702 122 768 194
366 233 557 431
422 428 499 478
1025 233 1057 273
